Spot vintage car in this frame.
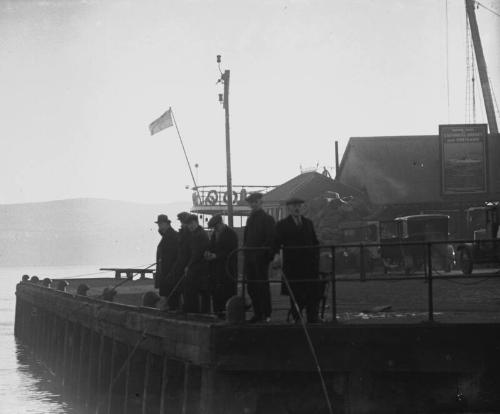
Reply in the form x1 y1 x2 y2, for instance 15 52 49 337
380 214 455 275
335 221 380 273
457 202 500 275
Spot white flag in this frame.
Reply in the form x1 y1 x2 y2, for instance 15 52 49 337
149 108 173 135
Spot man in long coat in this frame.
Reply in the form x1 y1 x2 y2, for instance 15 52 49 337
206 214 238 317
273 197 320 323
183 214 210 313
155 214 179 307
164 211 191 311
243 192 275 323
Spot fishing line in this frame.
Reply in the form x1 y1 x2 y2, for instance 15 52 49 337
279 250 334 414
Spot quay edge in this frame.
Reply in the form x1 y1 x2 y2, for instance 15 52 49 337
15 281 500 414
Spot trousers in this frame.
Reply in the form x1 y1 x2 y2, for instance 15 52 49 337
244 258 271 319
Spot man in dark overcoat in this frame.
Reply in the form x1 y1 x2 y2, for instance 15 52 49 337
164 211 191 311
155 214 179 307
205 214 238 317
273 197 320 323
183 214 210 313
243 192 275 323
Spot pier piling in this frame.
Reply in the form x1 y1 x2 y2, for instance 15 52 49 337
14 278 500 413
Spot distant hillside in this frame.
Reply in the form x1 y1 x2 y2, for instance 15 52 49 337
0 198 191 266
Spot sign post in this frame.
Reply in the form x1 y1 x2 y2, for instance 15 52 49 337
439 124 488 195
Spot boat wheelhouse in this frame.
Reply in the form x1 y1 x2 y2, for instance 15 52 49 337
190 184 276 228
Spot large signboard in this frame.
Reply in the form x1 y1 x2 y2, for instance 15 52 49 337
439 124 488 195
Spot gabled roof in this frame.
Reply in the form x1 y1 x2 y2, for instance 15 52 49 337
336 134 500 205
263 171 365 205
337 135 442 204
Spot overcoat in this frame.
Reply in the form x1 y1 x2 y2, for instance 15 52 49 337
208 225 238 287
185 226 210 290
170 227 191 280
243 209 275 262
274 215 319 295
156 227 179 295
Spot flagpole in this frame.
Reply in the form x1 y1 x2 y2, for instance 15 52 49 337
170 108 200 198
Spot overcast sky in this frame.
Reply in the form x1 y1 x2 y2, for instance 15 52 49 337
0 0 499 205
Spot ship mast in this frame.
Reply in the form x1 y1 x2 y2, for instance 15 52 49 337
465 0 498 134
217 55 234 227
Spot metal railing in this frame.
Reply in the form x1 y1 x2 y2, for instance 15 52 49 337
234 238 500 323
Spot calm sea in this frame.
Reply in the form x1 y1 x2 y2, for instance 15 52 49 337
0 265 113 414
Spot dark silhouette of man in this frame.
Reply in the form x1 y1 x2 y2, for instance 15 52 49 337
183 214 210 313
206 214 238 318
155 214 179 309
273 197 320 323
243 192 275 323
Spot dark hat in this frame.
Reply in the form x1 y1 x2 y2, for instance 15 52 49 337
177 211 191 223
21 274 30 282
30 275 40 283
245 192 263 202
286 197 305 205
42 277 52 287
155 214 171 224
185 214 199 223
207 214 223 228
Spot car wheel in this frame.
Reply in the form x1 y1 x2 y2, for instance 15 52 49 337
460 249 473 275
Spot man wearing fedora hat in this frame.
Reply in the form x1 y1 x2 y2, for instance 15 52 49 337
155 214 179 308
273 197 321 323
243 192 275 323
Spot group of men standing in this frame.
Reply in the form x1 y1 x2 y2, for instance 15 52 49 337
155 191 321 323
155 211 238 317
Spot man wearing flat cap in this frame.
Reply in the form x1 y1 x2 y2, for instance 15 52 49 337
243 192 275 323
273 197 321 323
205 214 238 318
183 214 210 313
155 214 179 308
